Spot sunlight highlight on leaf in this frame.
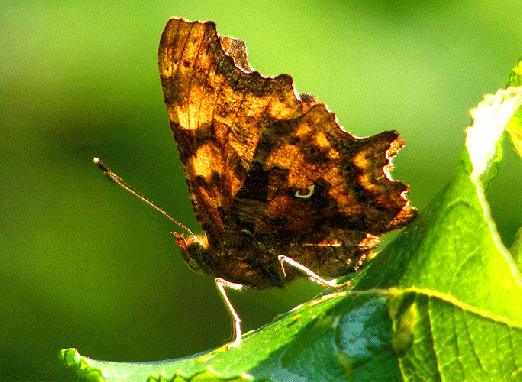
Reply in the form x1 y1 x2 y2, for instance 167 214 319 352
466 87 522 182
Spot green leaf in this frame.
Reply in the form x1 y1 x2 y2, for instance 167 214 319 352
61 291 402 381
62 64 522 381
388 289 522 381
505 57 522 269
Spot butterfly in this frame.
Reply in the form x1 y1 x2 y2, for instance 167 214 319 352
98 17 416 348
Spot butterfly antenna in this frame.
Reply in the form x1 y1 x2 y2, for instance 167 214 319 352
93 158 193 236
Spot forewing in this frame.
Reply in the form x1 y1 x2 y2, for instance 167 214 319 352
158 18 304 245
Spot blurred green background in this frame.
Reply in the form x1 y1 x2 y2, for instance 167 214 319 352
1 0 520 380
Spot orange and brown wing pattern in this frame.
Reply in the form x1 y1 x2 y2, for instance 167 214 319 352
158 18 306 246
223 103 417 276
159 18 416 284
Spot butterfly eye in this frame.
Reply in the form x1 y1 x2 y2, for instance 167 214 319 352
295 184 315 199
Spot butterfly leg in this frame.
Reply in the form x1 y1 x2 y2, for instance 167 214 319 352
215 278 246 348
278 255 351 289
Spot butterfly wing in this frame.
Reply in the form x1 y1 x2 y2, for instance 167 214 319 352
223 103 417 276
159 18 416 284
158 18 307 246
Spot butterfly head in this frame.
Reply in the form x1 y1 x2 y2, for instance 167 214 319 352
171 232 214 274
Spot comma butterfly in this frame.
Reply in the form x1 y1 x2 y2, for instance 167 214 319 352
100 17 417 348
